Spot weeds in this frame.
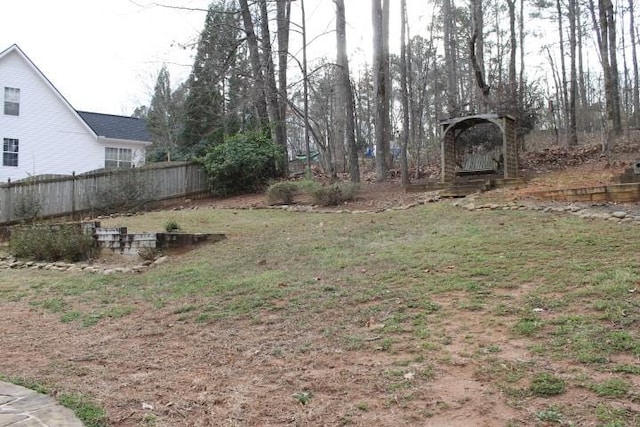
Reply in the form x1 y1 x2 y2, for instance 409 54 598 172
589 378 631 397
293 391 312 405
58 393 107 427
529 372 566 396
164 220 180 232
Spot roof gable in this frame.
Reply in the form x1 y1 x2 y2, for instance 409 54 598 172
77 111 151 142
0 44 97 137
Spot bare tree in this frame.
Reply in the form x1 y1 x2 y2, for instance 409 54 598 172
399 0 410 185
238 0 269 126
442 0 459 116
556 0 569 144
568 0 578 146
630 0 640 127
258 0 287 174
469 0 489 111
372 0 390 181
335 0 360 182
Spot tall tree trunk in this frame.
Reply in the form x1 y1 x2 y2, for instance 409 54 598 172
507 0 517 92
605 0 622 134
621 5 630 127
399 0 410 186
300 0 311 173
238 0 268 126
372 0 390 181
443 0 458 116
630 0 640 127
518 0 525 97
577 1 589 129
568 0 578 146
276 0 292 162
258 0 287 175
335 0 360 182
556 0 570 145
590 0 622 150
470 0 490 112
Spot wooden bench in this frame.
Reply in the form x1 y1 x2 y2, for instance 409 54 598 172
456 146 503 176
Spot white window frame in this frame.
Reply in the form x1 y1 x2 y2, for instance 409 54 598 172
3 138 18 167
105 147 132 169
4 87 20 116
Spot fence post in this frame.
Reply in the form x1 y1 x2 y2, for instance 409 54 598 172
71 171 76 219
6 178 13 223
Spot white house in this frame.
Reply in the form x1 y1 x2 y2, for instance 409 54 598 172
0 44 151 182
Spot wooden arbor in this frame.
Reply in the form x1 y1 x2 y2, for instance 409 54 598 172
440 114 518 184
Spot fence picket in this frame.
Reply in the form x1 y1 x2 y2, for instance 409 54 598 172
0 162 210 224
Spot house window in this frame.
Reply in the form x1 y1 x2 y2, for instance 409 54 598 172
105 147 132 169
4 87 20 116
3 138 18 167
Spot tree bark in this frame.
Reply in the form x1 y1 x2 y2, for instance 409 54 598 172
470 0 489 112
276 0 292 165
399 0 410 186
258 0 287 175
604 0 622 134
335 0 360 182
556 0 569 145
568 0 578 146
630 0 640 127
577 1 588 128
443 0 458 116
372 0 389 181
238 0 269 126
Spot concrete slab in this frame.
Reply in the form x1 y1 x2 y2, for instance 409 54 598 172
0 381 84 427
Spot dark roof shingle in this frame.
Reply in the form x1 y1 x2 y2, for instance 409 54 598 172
77 111 152 142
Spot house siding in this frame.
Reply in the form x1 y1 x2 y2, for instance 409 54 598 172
0 47 148 182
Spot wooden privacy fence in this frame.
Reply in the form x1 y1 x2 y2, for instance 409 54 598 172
0 162 210 225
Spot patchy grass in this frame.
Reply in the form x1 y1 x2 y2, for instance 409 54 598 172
0 375 106 427
1 203 640 425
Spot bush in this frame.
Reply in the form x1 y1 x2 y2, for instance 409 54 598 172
10 224 97 262
266 181 299 205
197 131 283 197
90 170 156 215
309 182 360 206
164 220 180 232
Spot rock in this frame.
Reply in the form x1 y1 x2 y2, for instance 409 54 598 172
153 256 169 266
611 211 628 219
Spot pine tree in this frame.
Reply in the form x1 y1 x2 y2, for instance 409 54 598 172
181 0 242 154
147 65 180 161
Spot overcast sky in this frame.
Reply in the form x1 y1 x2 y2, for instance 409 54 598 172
0 1 501 116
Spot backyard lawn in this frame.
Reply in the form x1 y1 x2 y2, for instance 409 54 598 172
1 200 639 426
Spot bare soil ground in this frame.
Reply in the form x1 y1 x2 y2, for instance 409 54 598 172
1 142 639 426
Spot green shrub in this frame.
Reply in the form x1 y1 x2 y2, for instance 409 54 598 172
266 181 299 205
10 224 97 262
198 131 283 197
164 220 180 232
309 182 360 206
